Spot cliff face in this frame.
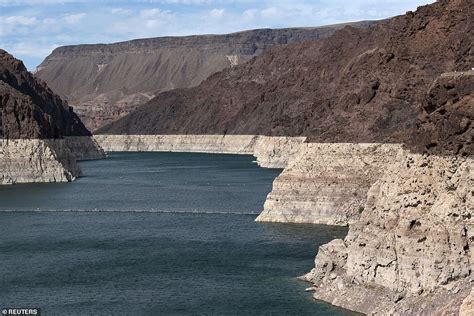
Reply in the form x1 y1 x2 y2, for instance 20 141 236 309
256 143 402 225
94 1 473 314
0 50 105 184
98 0 472 148
411 71 473 157
0 50 90 139
94 134 306 169
36 23 373 131
304 149 472 315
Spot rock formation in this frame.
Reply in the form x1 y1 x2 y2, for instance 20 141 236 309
97 0 472 145
303 148 472 314
36 23 373 131
94 134 306 169
92 1 473 314
0 49 105 184
256 143 402 225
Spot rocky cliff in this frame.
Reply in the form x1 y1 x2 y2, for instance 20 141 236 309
36 23 373 131
256 143 402 225
0 50 89 139
94 1 473 314
97 0 472 147
303 148 472 315
0 50 105 184
94 134 306 169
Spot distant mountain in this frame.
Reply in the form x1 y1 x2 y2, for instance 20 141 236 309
36 22 374 130
97 0 472 156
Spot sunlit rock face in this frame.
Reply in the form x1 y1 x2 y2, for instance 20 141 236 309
37 23 373 131
0 50 105 185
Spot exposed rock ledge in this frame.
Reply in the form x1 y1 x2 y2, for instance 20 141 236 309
302 150 473 315
0 136 105 185
93 134 306 168
94 134 473 314
94 135 406 226
256 143 402 225
0 139 80 184
64 136 107 161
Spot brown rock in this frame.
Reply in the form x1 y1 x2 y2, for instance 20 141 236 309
36 23 374 131
0 49 90 139
97 0 473 159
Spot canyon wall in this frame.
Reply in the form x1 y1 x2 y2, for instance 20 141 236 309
0 50 105 185
64 136 107 161
95 135 408 227
303 150 473 315
36 23 373 131
256 143 402 225
0 136 105 185
96 112 473 315
0 139 80 184
31 1 473 313
94 134 306 169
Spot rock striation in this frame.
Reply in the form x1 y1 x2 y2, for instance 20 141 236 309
295 69 473 314
0 49 105 184
36 23 373 131
31 0 474 313
0 138 80 184
303 149 473 315
95 2 474 313
97 0 472 148
256 143 402 225
94 134 306 169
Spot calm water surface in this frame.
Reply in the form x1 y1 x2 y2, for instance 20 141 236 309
0 153 350 315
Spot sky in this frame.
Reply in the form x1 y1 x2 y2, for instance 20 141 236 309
1 0 435 70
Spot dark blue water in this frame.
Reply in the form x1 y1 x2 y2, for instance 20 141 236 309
0 153 350 315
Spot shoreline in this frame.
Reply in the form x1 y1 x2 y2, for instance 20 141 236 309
93 134 473 315
0 136 106 185
2 134 470 315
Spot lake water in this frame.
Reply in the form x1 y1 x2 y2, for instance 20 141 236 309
0 152 350 315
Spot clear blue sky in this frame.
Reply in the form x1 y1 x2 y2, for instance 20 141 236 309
1 0 435 70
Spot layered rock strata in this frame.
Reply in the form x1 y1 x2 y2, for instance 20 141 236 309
303 149 473 315
0 50 105 184
36 23 373 130
64 136 106 161
94 134 306 169
256 143 402 225
97 0 472 147
0 139 81 184
0 136 104 184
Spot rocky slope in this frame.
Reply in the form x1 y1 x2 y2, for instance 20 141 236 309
36 23 373 131
411 71 473 157
0 49 89 139
303 148 472 315
94 1 473 314
0 49 105 184
97 0 472 149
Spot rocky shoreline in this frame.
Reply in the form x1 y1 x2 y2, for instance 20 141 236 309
4 133 470 313
256 143 402 225
0 136 105 185
94 134 306 169
304 149 473 315
94 134 473 315
0 49 106 185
